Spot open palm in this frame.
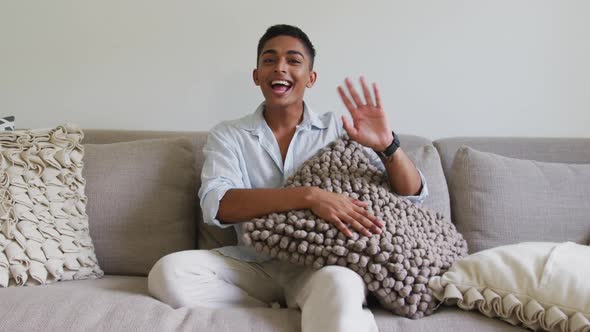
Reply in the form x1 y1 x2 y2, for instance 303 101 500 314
338 77 392 151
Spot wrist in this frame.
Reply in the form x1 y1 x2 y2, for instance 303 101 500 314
302 186 318 207
373 130 400 158
375 131 394 152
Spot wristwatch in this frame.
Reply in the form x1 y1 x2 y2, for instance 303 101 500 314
374 131 400 159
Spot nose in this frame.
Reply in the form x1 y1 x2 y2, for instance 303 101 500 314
274 58 287 73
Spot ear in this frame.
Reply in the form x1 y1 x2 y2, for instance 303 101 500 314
253 69 260 86
306 70 317 88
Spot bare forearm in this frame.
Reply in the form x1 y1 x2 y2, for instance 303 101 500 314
382 148 422 196
217 187 315 223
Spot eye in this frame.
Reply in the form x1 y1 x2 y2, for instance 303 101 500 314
263 58 274 64
289 59 302 64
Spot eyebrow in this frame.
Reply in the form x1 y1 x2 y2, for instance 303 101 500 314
261 49 305 58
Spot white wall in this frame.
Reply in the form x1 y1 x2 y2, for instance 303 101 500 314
1 1 589 140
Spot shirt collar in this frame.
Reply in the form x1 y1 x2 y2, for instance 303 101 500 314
237 101 329 134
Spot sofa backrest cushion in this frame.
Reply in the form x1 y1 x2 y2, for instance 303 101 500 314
406 145 450 221
82 130 238 250
434 137 590 176
447 146 590 253
83 137 197 276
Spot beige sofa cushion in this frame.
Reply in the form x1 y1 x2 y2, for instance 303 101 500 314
83 138 197 276
406 145 450 221
0 124 103 287
449 146 590 253
0 275 523 331
0 275 301 332
429 242 590 331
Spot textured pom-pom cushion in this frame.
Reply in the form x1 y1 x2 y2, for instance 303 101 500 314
0 124 103 287
429 242 590 332
243 137 468 319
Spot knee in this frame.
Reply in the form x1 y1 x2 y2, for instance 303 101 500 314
309 266 366 300
148 250 209 308
149 250 197 283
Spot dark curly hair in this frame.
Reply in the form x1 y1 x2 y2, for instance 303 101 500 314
257 24 316 69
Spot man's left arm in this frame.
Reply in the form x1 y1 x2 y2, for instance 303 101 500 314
379 147 422 196
338 76 426 202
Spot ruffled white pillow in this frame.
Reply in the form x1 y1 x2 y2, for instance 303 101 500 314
0 124 103 287
429 242 590 332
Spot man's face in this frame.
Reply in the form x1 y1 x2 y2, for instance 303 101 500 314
253 36 317 109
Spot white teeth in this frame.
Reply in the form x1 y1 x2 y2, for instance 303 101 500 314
271 80 291 86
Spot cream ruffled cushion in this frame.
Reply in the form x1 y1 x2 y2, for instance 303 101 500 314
0 124 103 287
429 242 590 332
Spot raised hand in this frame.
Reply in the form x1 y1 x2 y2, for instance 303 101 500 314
338 76 393 152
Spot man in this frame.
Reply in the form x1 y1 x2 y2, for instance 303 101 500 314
148 24 427 332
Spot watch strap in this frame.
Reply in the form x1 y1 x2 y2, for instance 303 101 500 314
374 131 400 158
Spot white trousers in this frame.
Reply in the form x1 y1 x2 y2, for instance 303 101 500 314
148 250 378 332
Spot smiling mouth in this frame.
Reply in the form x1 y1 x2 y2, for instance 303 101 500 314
270 80 292 94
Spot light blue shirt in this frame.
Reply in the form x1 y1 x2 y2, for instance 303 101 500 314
198 102 428 262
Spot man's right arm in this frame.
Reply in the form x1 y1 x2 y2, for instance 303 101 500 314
218 187 383 238
199 125 383 238
217 187 313 222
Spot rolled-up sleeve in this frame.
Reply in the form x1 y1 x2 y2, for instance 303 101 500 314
198 125 244 228
398 168 428 205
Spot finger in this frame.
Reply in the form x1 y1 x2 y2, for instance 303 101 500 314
341 214 372 237
360 76 374 107
345 77 365 108
351 210 382 235
374 218 385 229
373 82 382 109
341 116 359 140
350 199 369 207
331 216 353 238
359 206 386 229
352 204 385 229
350 210 376 230
338 86 358 115
353 203 375 221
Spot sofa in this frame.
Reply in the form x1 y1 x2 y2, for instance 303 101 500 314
1 129 588 332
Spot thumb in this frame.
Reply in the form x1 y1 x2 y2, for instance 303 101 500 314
341 115 359 140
